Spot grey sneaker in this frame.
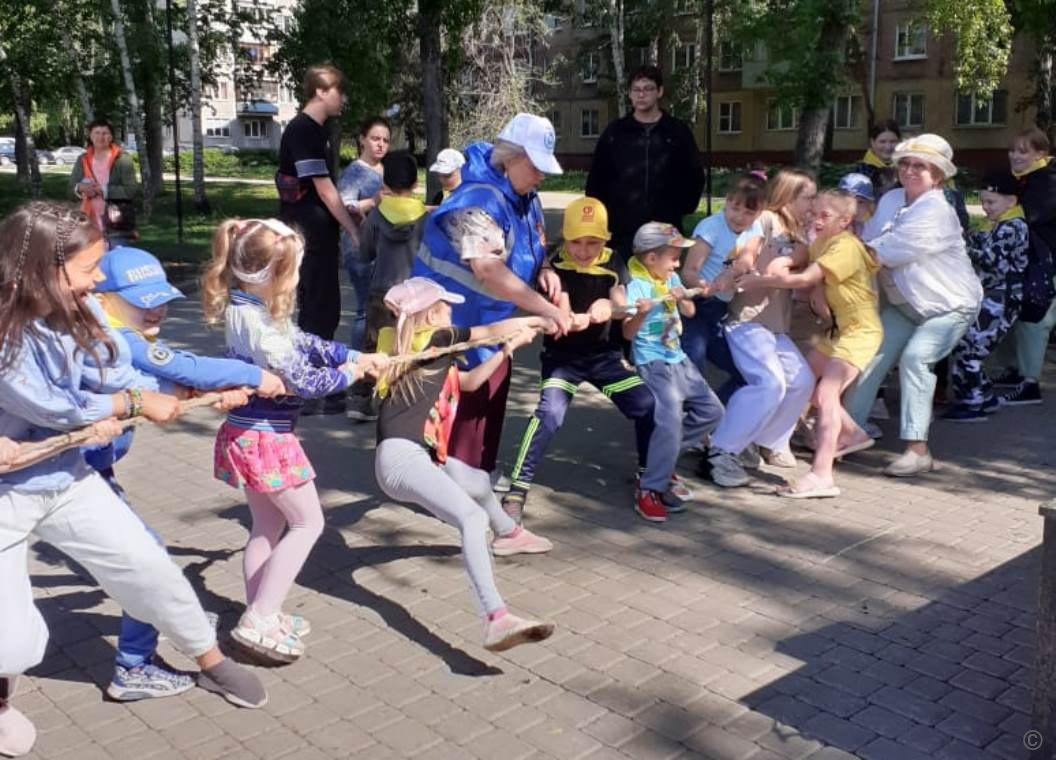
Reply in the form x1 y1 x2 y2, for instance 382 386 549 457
739 444 762 469
107 663 195 702
707 449 750 488
883 449 934 477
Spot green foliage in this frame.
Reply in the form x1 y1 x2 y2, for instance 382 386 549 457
925 0 1013 95
162 148 278 180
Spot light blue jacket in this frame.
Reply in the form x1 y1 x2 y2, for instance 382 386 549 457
0 299 151 493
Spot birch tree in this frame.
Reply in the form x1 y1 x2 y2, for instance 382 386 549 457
186 0 209 212
109 0 152 213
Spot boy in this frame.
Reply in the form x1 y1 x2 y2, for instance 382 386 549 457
348 151 428 422
89 246 285 701
837 172 876 235
624 222 724 522
942 169 1030 422
682 173 765 394
501 198 659 524
428 147 465 206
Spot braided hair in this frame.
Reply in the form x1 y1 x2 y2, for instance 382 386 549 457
0 202 112 372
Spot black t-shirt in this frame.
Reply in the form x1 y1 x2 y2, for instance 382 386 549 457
277 113 335 242
544 258 620 355
377 327 471 445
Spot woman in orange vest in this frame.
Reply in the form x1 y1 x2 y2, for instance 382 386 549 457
68 118 140 247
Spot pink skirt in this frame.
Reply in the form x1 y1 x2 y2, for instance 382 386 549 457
214 422 315 492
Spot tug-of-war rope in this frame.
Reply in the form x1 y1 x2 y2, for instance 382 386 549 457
0 287 705 475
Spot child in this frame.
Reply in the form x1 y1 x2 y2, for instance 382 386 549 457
502 198 659 524
942 169 1030 422
428 148 465 206
201 218 386 663
837 172 876 235
373 277 555 651
88 245 287 700
623 222 724 523
704 169 818 488
348 150 428 423
682 174 765 393
1 204 266 755
738 189 881 498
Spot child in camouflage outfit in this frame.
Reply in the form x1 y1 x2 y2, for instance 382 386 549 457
943 169 1030 422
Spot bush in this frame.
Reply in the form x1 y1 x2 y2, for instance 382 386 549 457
162 148 278 179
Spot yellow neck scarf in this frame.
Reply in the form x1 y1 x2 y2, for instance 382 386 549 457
980 204 1025 231
104 310 155 342
627 256 674 313
379 195 426 225
862 148 891 168
375 326 439 397
553 245 617 281
1012 156 1051 179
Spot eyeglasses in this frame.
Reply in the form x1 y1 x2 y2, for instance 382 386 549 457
898 160 932 175
631 85 658 95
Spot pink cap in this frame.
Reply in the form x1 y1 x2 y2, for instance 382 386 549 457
384 277 465 317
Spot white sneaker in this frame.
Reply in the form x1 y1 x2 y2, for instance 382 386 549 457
884 450 934 477
0 678 35 758
491 473 512 493
483 613 554 652
761 447 797 468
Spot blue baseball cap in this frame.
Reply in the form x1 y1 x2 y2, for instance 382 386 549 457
838 172 875 203
96 247 184 309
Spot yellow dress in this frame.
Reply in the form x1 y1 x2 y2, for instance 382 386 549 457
811 230 883 372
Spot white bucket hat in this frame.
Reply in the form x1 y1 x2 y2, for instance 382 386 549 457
892 134 957 179
429 148 465 175
497 113 563 175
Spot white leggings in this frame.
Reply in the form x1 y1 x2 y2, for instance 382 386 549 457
374 439 515 616
0 468 216 677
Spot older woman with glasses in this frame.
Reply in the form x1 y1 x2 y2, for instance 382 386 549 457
845 134 982 477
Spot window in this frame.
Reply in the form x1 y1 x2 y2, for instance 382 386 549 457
955 90 1008 126
205 120 230 138
718 102 742 134
242 119 269 139
833 95 861 130
549 109 563 134
893 92 925 128
240 43 270 65
766 99 798 131
718 40 743 72
279 84 296 104
671 43 696 72
581 109 600 138
582 52 598 83
894 21 927 60
258 80 279 101
205 81 230 100
544 13 563 31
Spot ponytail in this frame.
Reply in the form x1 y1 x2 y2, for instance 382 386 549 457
201 219 242 324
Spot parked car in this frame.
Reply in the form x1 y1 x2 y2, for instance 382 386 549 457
0 138 14 166
35 149 54 165
52 146 85 165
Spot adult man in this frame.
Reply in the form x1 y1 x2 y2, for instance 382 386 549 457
276 64 359 413
585 65 705 268
413 113 572 475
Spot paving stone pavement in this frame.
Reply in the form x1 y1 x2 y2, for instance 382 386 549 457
16 285 1056 760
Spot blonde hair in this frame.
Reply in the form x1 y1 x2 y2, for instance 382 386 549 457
381 301 450 406
302 64 344 103
201 219 304 324
817 188 858 223
766 168 816 238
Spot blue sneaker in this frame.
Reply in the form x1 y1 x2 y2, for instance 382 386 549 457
106 663 195 702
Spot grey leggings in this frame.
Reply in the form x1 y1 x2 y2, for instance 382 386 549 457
374 438 516 616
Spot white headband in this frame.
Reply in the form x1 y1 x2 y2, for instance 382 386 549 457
230 219 303 284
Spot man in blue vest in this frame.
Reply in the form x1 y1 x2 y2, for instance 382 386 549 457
413 113 571 475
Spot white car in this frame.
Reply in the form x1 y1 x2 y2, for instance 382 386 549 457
52 146 86 165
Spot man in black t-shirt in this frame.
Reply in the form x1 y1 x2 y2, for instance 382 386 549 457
276 64 361 414
502 198 657 523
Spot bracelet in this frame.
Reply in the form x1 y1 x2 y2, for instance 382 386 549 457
126 388 144 418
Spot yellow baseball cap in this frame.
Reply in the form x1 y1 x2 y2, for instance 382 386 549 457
563 197 611 241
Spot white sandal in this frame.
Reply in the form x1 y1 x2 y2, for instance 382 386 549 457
231 613 304 663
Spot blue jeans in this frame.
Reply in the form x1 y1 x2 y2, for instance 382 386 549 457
637 359 724 492
346 258 372 351
100 469 163 670
847 305 976 441
682 297 743 402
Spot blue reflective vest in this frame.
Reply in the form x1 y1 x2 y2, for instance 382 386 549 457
413 142 547 367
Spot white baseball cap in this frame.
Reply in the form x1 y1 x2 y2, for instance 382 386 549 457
497 113 563 175
429 148 465 175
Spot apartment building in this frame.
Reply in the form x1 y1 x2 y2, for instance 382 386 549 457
541 0 1038 171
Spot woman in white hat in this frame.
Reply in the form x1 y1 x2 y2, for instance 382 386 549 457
845 134 982 476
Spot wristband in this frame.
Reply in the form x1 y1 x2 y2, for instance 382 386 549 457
126 387 144 418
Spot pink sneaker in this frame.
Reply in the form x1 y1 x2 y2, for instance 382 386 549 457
483 613 554 651
492 527 553 557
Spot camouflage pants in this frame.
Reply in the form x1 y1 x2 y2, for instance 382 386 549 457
951 294 1018 406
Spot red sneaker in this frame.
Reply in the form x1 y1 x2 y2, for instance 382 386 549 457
635 490 667 523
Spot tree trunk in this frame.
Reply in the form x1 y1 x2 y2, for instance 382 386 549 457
794 105 831 170
607 0 626 117
1035 45 1054 135
186 0 209 212
13 94 32 190
143 78 165 200
110 0 152 215
419 1 447 203
689 8 705 127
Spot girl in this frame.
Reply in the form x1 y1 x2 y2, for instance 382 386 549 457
374 277 555 652
738 190 882 498
704 169 818 488
338 115 392 356
1 204 266 755
202 218 386 663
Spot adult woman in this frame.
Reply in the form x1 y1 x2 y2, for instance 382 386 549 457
855 120 901 202
68 118 140 246
845 134 982 476
992 128 1056 405
337 116 391 352
413 113 571 479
